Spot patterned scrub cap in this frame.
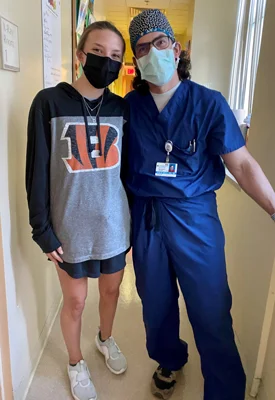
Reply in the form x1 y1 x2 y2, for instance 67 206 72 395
129 9 175 51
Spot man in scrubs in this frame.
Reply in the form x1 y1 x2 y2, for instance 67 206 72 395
123 9 275 400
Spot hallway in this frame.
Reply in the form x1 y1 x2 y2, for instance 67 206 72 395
26 261 205 400
1 0 275 399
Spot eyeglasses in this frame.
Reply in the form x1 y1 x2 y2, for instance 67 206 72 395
135 35 172 59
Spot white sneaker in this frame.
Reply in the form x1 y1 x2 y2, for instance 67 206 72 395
95 333 127 375
67 360 97 400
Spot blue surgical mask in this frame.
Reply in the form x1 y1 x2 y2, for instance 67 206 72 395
136 46 178 87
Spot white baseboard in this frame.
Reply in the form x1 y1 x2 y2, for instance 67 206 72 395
14 296 63 400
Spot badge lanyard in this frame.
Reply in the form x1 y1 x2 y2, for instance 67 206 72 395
155 140 178 178
165 140 173 163
155 139 196 178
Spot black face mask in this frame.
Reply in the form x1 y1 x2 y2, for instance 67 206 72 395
83 52 121 89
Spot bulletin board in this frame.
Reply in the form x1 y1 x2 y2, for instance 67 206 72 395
72 0 95 82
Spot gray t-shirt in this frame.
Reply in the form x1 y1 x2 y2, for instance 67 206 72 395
50 116 131 263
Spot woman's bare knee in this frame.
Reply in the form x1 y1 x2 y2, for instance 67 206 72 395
56 267 88 320
63 295 86 320
99 270 124 301
100 285 120 300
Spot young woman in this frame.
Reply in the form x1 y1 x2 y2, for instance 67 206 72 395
26 22 130 400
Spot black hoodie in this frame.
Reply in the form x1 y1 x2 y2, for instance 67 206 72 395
26 83 131 262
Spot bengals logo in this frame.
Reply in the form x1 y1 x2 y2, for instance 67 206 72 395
61 123 120 173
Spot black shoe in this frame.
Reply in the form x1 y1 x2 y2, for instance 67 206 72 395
151 366 178 399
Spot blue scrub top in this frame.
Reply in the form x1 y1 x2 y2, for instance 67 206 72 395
124 80 245 199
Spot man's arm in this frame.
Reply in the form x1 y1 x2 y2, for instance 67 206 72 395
222 147 275 216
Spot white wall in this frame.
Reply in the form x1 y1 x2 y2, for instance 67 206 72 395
191 0 239 97
191 0 275 391
0 1 72 399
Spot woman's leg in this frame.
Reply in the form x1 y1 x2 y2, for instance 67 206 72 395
98 269 124 340
96 268 127 375
56 266 88 365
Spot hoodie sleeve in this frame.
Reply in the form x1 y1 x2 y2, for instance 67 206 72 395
25 93 61 253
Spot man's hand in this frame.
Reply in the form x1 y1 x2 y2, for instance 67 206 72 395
46 246 64 266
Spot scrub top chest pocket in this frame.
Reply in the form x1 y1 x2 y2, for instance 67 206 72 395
172 137 199 175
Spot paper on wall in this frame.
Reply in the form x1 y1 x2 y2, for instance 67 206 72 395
42 0 62 88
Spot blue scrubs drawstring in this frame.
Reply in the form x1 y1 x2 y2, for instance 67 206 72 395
145 198 160 231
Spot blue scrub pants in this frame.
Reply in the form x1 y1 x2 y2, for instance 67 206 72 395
131 193 246 400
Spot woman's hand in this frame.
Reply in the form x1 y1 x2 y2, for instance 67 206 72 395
46 247 64 266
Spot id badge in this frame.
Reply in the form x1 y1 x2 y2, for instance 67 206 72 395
155 162 178 178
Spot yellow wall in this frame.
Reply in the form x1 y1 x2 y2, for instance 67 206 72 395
176 32 188 49
186 0 195 42
0 1 72 398
192 0 275 390
110 68 125 97
110 66 134 97
125 39 133 65
94 0 106 21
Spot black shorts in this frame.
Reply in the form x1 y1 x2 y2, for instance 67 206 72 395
58 251 127 279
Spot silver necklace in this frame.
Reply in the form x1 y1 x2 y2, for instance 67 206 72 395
83 93 104 123
82 97 101 113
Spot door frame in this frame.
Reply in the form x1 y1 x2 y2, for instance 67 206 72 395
0 215 13 399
